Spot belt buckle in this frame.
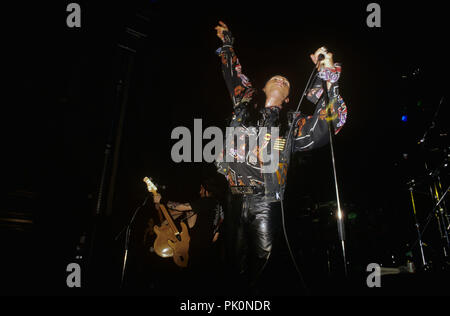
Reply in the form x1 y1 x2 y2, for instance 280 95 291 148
230 186 263 195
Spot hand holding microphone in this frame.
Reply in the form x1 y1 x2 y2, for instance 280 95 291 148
310 46 334 70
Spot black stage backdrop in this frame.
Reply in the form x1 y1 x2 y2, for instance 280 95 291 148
2 1 448 297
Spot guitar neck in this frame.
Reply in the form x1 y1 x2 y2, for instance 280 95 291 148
143 177 180 234
158 203 180 234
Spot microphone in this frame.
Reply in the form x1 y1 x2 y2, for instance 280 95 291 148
316 54 326 71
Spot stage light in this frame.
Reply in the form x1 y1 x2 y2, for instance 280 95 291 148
348 212 357 220
401 115 407 122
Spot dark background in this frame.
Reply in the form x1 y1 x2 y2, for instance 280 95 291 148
1 1 448 295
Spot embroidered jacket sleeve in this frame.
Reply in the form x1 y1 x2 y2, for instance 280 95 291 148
293 63 347 152
215 30 256 127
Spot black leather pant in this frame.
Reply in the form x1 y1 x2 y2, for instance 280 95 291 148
225 193 281 290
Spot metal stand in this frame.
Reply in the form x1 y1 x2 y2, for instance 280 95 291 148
427 178 450 260
86 50 135 288
412 96 450 267
408 186 428 268
115 194 150 288
326 110 348 277
291 62 348 277
409 184 450 269
321 77 348 277
86 14 149 287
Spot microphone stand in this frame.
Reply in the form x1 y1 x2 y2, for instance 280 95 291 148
321 75 348 277
408 183 428 269
415 96 450 266
115 194 150 288
292 59 348 277
409 184 450 268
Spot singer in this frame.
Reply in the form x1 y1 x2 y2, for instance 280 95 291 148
213 21 347 294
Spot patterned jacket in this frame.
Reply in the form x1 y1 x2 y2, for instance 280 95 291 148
215 30 347 201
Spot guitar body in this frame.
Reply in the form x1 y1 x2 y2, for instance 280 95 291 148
153 223 174 258
144 177 190 268
153 220 190 268
167 221 190 268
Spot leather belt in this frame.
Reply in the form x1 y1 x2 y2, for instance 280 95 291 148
230 186 264 195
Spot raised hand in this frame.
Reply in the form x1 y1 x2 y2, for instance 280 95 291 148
214 21 229 42
310 46 334 70
153 193 162 204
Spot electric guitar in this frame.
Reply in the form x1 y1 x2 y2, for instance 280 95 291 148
143 177 190 268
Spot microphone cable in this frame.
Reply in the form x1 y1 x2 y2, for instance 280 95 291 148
279 62 320 294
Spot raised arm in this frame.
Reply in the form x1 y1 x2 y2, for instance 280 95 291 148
167 201 192 212
152 193 192 221
293 47 348 152
215 21 255 109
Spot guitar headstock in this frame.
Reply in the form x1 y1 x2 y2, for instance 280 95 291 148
143 177 158 195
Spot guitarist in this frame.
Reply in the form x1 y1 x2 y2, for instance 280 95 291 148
152 178 224 281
